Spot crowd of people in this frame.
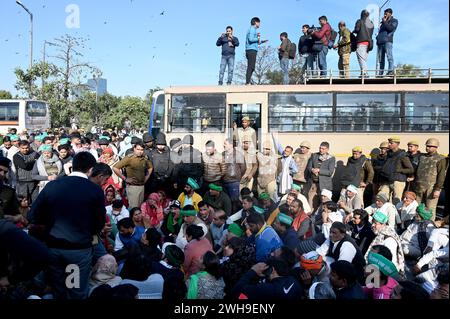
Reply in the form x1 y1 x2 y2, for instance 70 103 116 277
217 8 398 84
0 123 448 300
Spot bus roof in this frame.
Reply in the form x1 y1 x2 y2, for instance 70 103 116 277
162 82 449 94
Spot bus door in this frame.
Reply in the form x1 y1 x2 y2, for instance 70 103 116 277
227 93 268 150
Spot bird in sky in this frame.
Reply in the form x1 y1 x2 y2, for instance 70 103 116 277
160 11 165 15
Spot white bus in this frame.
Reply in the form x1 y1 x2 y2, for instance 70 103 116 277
0 100 50 134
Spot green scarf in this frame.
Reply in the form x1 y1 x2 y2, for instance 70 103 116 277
187 271 208 299
167 212 182 234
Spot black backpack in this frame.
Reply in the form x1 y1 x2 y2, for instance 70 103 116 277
288 42 297 59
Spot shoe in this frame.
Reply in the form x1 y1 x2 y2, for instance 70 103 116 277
218 82 223 86
226 82 232 85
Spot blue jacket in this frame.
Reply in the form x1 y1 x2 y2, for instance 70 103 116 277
246 26 259 51
376 17 398 44
216 35 239 56
231 269 303 300
255 225 283 262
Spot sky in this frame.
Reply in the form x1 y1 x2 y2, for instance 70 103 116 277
0 0 449 98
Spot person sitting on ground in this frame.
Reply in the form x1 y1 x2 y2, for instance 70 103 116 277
114 217 146 251
183 224 213 277
365 211 405 275
390 280 430 299
396 191 419 231
321 201 344 239
231 257 303 300
160 200 182 243
330 260 367 299
295 251 331 296
365 193 397 230
363 245 400 299
338 184 363 224
89 254 122 296
197 200 214 225
149 242 185 281
290 199 314 240
141 193 164 229
203 183 232 217
308 281 336 299
400 203 435 259
114 227 163 281
186 251 225 299
175 205 209 250
129 207 144 228
220 236 256 298
246 212 283 263
272 213 300 252
348 209 375 255
226 196 254 229
258 192 278 220
106 199 130 240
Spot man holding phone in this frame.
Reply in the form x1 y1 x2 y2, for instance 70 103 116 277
216 26 240 85
245 17 268 85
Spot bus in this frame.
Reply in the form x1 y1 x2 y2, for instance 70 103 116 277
0 100 51 135
149 77 449 161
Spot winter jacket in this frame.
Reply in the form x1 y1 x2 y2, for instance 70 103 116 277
13 151 39 182
298 35 313 54
151 146 173 182
306 153 336 191
222 149 246 183
246 26 259 51
172 146 204 185
353 18 374 43
216 35 239 56
202 152 225 183
380 149 414 183
340 155 374 188
376 17 398 44
312 23 332 46
232 270 302 300
203 191 232 216
335 282 367 299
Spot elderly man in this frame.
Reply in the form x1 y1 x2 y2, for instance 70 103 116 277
365 193 397 230
400 204 435 259
365 211 405 274
338 184 364 223
177 177 203 211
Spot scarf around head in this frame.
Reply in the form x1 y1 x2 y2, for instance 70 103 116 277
144 193 164 226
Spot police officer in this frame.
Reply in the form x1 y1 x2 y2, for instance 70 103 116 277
413 138 446 220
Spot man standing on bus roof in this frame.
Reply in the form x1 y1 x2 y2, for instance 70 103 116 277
378 137 414 206
278 32 291 85
413 138 446 221
217 26 239 85
306 142 336 212
333 21 351 79
376 8 398 76
233 116 257 150
245 17 267 85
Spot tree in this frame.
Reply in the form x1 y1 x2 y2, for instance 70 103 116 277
0 90 12 99
103 96 150 130
234 46 279 84
395 64 425 77
14 34 101 127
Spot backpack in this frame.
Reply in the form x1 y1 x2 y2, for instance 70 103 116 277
350 32 357 52
288 42 297 59
327 28 338 49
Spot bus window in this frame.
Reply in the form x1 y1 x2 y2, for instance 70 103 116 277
404 93 449 132
0 102 19 122
26 101 47 117
269 93 333 132
230 103 261 131
170 94 226 132
151 94 165 136
336 93 401 132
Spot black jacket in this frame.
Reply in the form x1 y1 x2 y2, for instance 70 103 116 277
353 18 374 43
28 175 106 249
231 269 303 300
172 146 204 185
151 146 173 182
298 34 313 54
335 282 367 299
349 221 376 255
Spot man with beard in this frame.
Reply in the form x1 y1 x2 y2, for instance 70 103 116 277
339 146 373 207
177 177 203 212
203 183 232 217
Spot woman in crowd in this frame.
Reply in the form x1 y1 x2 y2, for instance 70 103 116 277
183 224 213 277
141 193 165 228
348 209 375 255
187 251 225 299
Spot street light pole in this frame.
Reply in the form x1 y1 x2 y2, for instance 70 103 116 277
375 0 391 75
42 41 55 89
16 0 33 96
